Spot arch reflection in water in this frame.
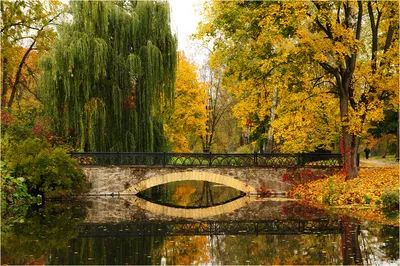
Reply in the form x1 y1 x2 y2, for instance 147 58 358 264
126 195 254 219
137 180 246 208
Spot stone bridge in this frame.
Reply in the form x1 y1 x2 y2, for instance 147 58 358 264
73 152 342 195
79 164 342 197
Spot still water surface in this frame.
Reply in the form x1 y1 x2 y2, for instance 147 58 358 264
137 180 246 208
2 181 399 265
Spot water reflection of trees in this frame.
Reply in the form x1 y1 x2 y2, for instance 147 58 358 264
1 199 398 265
138 181 243 208
211 234 342 265
49 236 165 265
1 202 88 265
359 223 399 265
152 235 210 265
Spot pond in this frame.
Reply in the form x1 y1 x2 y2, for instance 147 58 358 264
2 181 399 265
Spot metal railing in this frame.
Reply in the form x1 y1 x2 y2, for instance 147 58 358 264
77 219 341 237
69 152 343 168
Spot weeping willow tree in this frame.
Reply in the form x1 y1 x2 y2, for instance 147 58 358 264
40 1 177 152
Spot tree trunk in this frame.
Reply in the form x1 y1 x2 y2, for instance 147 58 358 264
1 56 8 108
342 132 359 179
266 87 279 153
7 39 36 108
397 104 399 161
341 216 363 265
339 85 359 179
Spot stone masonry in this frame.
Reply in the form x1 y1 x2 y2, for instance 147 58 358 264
81 166 337 194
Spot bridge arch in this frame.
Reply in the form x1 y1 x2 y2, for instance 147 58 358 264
124 171 257 194
126 196 255 219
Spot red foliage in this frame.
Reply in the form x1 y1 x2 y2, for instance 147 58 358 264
123 96 136 109
1 110 15 124
32 120 54 140
256 185 277 198
282 169 327 184
280 202 325 218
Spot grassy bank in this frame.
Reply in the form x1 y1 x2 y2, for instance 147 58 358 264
288 167 399 226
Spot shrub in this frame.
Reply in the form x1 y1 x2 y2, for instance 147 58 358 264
381 189 399 209
323 178 337 205
3 138 89 198
235 145 253 154
1 161 38 209
381 189 399 219
362 195 372 204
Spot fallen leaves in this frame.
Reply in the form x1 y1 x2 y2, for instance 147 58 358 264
288 166 399 225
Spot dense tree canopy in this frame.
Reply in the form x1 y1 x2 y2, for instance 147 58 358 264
40 1 177 152
1 0 64 108
165 52 208 152
197 0 399 177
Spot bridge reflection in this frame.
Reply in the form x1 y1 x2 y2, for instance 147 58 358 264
77 218 341 237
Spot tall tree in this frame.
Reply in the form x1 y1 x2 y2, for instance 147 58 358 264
197 1 399 178
165 52 208 152
1 0 64 109
40 1 177 152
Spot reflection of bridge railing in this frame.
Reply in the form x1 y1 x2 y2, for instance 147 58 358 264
70 152 344 168
77 219 341 237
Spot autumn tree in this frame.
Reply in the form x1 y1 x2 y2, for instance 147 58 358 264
40 1 177 152
1 0 64 109
192 45 236 153
300 1 399 178
195 1 292 153
165 52 207 152
197 1 399 178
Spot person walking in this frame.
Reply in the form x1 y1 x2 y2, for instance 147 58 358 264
364 146 371 159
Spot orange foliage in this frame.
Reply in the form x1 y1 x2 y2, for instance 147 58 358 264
288 167 399 225
172 185 197 207
153 236 210 265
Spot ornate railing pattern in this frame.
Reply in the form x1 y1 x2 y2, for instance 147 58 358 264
77 219 341 237
70 152 344 168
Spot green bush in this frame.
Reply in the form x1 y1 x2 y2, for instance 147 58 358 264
1 108 42 142
323 178 337 205
3 138 89 198
381 189 399 209
1 161 38 209
362 195 372 204
235 145 254 154
381 189 399 220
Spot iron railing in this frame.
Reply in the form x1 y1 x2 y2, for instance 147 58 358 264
77 219 341 237
69 152 344 168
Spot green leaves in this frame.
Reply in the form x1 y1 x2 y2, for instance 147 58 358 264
41 1 177 152
2 138 89 198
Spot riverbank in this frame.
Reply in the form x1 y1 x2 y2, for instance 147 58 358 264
288 166 399 226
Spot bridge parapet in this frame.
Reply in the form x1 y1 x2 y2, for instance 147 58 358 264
70 152 343 168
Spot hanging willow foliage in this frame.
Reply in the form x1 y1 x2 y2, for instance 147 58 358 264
40 1 177 152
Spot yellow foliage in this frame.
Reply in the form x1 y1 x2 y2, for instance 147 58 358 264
195 0 399 155
165 52 208 152
288 167 399 225
172 185 197 207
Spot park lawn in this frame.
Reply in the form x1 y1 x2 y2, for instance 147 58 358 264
288 167 399 225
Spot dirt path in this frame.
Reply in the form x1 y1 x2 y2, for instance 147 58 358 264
360 158 399 167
